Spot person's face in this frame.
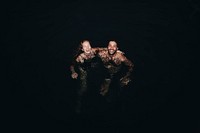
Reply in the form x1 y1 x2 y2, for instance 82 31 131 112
82 41 92 54
108 41 118 55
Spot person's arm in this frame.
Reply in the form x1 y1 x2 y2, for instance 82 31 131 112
71 52 88 79
70 61 79 79
120 53 134 86
70 53 85 79
76 53 86 63
92 47 106 54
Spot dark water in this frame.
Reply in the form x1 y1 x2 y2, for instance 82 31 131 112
3 0 199 132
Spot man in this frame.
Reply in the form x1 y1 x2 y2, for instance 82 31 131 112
97 41 134 98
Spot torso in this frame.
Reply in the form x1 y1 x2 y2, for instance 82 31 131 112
98 50 124 75
77 49 99 71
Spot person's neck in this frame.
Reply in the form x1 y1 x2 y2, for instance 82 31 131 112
108 53 117 59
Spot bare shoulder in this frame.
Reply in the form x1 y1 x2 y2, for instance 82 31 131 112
117 50 125 54
98 49 108 58
116 50 127 61
116 50 125 56
79 53 84 56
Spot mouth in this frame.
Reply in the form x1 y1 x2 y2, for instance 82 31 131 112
85 49 90 52
109 50 115 54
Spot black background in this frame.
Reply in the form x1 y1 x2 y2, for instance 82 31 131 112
3 0 199 132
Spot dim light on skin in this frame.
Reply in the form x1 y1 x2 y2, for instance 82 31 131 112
108 41 118 55
71 40 94 79
81 41 92 54
70 40 91 79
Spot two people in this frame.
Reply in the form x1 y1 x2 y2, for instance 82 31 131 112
70 40 134 113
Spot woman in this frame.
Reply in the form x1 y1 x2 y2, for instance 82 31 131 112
70 40 105 114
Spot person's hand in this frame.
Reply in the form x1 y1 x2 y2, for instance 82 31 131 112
71 72 78 79
76 56 84 63
120 77 131 87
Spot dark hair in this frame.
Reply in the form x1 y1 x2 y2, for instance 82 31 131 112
108 40 118 47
